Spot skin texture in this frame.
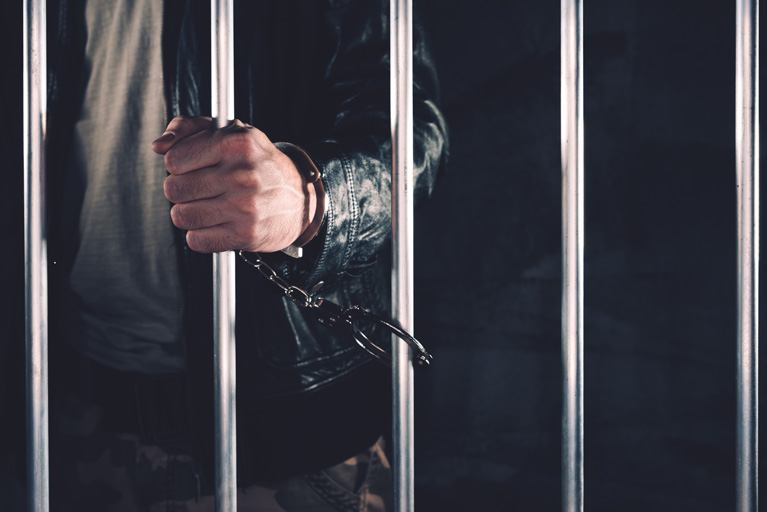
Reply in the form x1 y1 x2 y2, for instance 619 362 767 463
151 116 317 254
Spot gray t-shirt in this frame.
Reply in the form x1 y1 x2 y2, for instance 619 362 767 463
62 0 184 373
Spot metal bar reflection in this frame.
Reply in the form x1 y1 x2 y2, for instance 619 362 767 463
390 0 415 510
24 0 49 510
561 0 584 510
736 1 759 511
211 0 237 510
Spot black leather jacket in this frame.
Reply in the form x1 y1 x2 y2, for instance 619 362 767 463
0 0 446 484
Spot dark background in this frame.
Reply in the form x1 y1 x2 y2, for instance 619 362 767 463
411 1 758 510
0 1 759 511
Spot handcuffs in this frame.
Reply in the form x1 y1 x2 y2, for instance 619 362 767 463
238 251 433 367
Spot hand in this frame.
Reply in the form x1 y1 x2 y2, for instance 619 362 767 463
151 116 317 253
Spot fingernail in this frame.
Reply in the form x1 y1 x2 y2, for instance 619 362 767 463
152 132 175 145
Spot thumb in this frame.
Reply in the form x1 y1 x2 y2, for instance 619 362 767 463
151 115 214 155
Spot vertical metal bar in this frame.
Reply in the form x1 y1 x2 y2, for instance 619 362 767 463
561 0 584 511
211 0 236 510
736 1 759 511
23 0 49 511
391 0 415 510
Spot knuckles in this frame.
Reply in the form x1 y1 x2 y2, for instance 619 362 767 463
169 204 188 228
167 116 195 134
186 229 233 254
161 118 296 254
231 168 262 192
163 176 181 203
185 231 214 253
221 131 262 167
163 120 271 176
166 173 217 203
171 203 221 230
164 148 183 175
180 209 289 254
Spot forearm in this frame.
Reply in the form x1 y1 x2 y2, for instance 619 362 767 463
269 0 447 289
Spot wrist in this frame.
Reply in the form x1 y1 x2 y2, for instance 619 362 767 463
274 142 326 258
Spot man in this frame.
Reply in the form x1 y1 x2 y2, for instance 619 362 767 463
0 0 446 510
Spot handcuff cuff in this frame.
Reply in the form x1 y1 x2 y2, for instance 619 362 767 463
237 250 433 368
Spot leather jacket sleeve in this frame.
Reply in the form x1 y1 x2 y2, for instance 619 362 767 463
268 0 448 290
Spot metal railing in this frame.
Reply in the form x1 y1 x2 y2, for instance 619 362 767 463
23 1 420 510
23 0 48 510
736 1 759 511
210 1 237 510
561 0 584 510
22 1 760 511
391 0 416 510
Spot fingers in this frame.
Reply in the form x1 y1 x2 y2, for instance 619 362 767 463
151 116 213 155
160 120 270 176
170 197 229 231
185 225 237 253
183 223 286 254
170 197 246 253
154 117 307 254
164 166 227 203
171 192 300 254
163 129 223 175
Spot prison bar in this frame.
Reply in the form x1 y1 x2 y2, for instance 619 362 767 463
736 1 759 511
23 0 49 510
561 0 584 511
211 0 237 510
390 0 416 510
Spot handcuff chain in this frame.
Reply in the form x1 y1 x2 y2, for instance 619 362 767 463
237 251 316 308
236 250 433 367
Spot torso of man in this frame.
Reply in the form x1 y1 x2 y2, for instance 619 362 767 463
61 0 184 374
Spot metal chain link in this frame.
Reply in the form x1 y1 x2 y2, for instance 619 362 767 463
237 250 433 367
237 251 315 308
